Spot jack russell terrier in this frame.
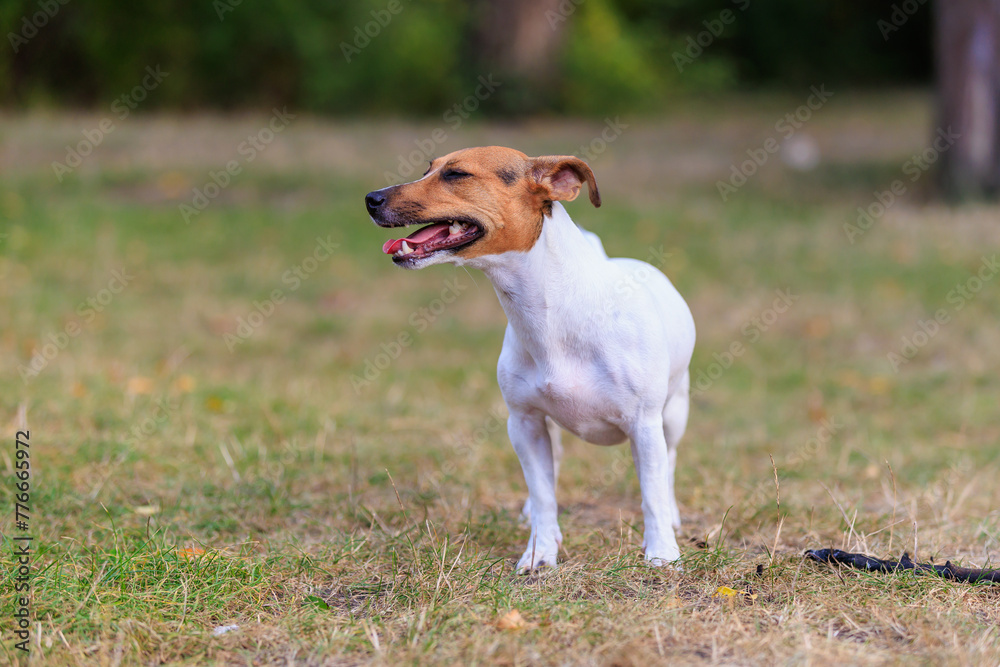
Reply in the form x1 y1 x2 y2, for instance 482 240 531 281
365 146 695 571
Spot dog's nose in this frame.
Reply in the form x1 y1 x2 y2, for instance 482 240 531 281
365 191 386 215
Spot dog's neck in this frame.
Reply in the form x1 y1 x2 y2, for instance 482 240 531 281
466 202 608 361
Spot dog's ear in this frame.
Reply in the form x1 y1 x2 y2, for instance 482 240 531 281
529 156 601 208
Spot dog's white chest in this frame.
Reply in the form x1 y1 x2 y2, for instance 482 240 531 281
498 339 630 445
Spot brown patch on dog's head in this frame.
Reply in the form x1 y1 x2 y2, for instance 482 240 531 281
496 166 518 185
367 146 600 267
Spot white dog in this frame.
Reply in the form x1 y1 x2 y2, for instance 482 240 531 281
365 147 695 571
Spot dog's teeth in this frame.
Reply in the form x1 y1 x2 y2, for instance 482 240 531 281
401 240 414 255
449 222 463 236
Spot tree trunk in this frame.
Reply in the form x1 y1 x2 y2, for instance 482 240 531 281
471 0 567 113
935 0 1000 199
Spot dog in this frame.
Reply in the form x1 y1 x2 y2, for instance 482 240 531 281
365 146 695 571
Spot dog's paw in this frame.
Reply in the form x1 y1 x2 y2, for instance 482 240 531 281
643 536 681 567
515 531 561 574
645 554 683 570
516 548 559 574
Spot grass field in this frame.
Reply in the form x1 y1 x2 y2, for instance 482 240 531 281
2 92 1000 665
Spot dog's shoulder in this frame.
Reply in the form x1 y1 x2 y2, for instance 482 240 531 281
576 226 608 258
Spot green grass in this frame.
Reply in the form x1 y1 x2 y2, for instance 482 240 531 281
2 96 1000 664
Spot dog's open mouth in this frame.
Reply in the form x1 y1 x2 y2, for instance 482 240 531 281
382 220 483 263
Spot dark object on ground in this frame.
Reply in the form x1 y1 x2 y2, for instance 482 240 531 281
805 549 1000 584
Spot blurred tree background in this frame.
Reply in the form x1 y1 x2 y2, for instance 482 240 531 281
0 0 932 116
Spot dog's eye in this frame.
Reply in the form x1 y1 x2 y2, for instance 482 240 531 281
442 169 471 182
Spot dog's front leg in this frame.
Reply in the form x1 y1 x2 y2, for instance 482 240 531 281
520 417 562 524
630 419 682 565
509 409 562 572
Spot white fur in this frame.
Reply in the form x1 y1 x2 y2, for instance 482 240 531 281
447 202 696 571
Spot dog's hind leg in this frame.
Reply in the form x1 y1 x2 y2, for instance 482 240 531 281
630 417 681 564
662 370 690 531
521 417 562 523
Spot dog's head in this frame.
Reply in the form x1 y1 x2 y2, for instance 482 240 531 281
365 146 600 269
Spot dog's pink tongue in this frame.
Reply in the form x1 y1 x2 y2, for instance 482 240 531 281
382 223 451 255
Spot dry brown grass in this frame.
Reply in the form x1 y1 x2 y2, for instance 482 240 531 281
1 91 999 665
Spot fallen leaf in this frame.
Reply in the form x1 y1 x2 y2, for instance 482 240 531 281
157 171 191 199
495 609 533 630
835 369 863 389
806 392 827 423
127 376 154 395
714 585 757 604
173 374 196 393
803 316 831 339
306 595 331 610
868 376 891 395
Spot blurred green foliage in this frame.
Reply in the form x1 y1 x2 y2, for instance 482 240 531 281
1 0 931 115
